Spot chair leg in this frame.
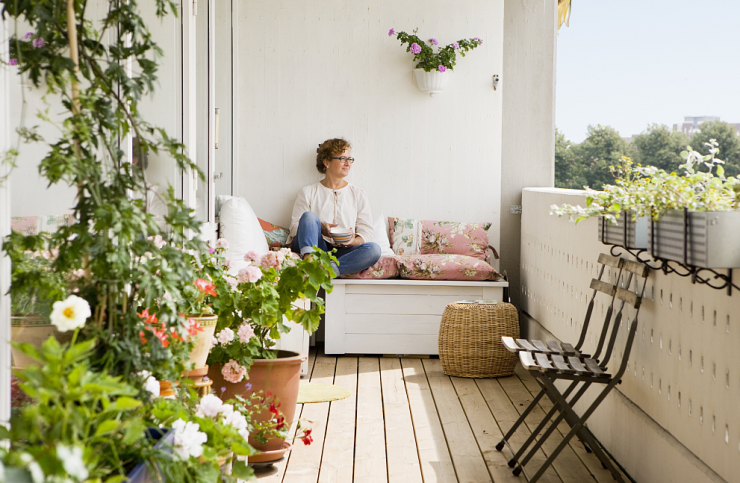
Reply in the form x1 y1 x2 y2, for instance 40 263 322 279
495 385 547 452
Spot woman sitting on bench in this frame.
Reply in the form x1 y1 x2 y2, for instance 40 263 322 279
289 138 381 277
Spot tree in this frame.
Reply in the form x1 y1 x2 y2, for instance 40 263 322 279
554 128 586 189
572 124 634 190
690 120 740 177
631 124 689 172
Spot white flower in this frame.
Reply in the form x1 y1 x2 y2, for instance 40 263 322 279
50 295 91 332
216 238 230 250
144 376 160 398
237 323 254 343
57 444 89 482
149 235 166 249
211 336 219 348
172 418 207 460
196 393 224 418
222 410 248 432
238 427 250 442
220 403 234 417
217 327 235 345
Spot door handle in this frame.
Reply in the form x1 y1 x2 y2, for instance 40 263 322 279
214 107 220 149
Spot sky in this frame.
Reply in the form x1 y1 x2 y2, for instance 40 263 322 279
556 0 740 143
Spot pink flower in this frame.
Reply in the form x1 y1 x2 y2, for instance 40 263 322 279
452 42 459 50
32 37 45 48
244 251 260 262
222 359 247 383
429 38 438 46
194 278 217 296
473 37 482 43
9 58 17 66
215 238 229 250
438 65 447 72
260 252 281 270
222 258 233 269
388 28 395 37
208 247 215 254
237 266 262 284
148 235 165 249
224 275 238 289
24 32 33 39
216 328 235 345
237 323 254 343
410 43 422 54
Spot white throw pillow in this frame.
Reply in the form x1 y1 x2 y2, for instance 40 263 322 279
218 197 270 265
372 214 394 257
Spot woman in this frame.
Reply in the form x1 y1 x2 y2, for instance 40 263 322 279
289 138 381 277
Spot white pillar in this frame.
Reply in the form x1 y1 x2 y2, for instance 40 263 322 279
0 15 13 427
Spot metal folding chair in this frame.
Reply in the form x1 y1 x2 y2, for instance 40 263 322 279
507 259 648 482
496 254 623 461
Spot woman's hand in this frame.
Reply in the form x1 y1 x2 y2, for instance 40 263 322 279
337 235 364 247
320 222 337 238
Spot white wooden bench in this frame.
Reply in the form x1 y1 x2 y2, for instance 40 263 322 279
324 279 509 355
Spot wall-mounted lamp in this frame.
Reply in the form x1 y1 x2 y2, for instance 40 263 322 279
492 75 500 91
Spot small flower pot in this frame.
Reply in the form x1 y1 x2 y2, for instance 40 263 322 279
186 314 218 369
648 210 740 268
413 68 450 97
10 315 73 369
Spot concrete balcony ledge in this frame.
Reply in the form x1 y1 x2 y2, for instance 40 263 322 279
520 187 734 483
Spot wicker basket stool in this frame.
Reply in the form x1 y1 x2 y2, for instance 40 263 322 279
438 301 520 378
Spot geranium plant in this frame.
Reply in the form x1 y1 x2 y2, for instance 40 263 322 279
550 140 740 224
389 28 483 72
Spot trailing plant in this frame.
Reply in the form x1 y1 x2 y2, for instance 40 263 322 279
389 28 483 72
550 140 740 224
1 0 209 382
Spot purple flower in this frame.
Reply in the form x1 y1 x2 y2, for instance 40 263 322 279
24 32 33 40
452 42 460 50
429 38 438 46
32 37 45 48
410 43 422 54
388 28 395 37
208 247 215 254
245 382 252 390
202 376 209 382
9 58 17 66
473 37 483 43
438 65 447 72
220 386 226 393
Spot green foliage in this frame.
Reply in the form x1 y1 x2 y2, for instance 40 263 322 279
554 128 585 190
631 123 689 172
1 0 208 382
690 120 740 177
393 29 483 72
574 125 634 191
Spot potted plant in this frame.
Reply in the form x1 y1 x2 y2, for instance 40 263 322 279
551 141 740 267
206 247 335 460
389 28 483 96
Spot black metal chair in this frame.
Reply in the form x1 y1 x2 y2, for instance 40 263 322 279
502 258 648 482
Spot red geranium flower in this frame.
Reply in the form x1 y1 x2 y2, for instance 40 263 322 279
194 278 217 297
187 318 205 337
138 308 158 325
300 429 313 445
276 416 285 430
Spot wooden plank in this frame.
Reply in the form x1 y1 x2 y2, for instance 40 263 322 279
379 357 423 483
344 334 439 355
621 259 648 277
475 378 561 483
335 279 509 288
422 358 492 483
344 314 442 335
615 287 640 308
400 358 457 483
589 279 616 296
318 357 358 483
597 253 622 268
354 357 388 483
451 376 525 483
282 353 337 483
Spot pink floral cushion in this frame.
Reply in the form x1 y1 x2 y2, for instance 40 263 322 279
396 254 501 281
339 256 399 280
388 217 420 256
419 220 492 263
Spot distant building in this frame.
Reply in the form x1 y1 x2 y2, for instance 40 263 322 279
673 116 740 137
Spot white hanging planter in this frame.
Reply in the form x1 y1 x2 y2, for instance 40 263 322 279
413 68 451 97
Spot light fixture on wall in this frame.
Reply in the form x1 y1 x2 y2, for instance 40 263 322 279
492 75 500 91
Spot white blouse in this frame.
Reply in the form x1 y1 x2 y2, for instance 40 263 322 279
289 182 374 245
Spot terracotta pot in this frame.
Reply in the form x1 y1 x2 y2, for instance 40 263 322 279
11 316 73 369
158 380 176 398
186 315 218 369
208 350 307 458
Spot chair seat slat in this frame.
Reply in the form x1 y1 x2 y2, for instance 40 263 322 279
520 351 540 371
546 340 564 353
567 356 590 374
551 354 576 373
502 336 522 353
584 358 611 378
559 342 580 356
532 340 551 353
534 352 556 371
516 339 538 352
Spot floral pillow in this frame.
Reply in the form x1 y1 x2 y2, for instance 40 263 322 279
396 254 501 281
419 220 492 263
388 217 421 256
340 256 399 280
258 218 290 248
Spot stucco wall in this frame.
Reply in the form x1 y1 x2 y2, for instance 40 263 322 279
500 0 557 303
233 0 505 264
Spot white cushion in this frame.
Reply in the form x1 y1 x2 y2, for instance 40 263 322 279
218 196 270 265
372 214 394 257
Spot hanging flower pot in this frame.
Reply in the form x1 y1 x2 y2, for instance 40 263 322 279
414 68 451 97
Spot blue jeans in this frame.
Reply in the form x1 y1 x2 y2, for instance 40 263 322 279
291 211 381 276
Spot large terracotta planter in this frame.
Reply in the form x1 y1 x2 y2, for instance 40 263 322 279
208 350 307 460
186 314 218 369
11 315 73 369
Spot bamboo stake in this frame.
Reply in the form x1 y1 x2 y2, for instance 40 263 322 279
66 0 81 116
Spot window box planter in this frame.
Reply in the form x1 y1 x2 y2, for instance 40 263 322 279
648 210 740 268
598 213 648 249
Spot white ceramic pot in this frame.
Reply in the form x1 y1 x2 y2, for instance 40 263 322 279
413 68 451 97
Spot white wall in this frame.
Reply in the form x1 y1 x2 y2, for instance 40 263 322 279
233 0 504 263
1 15 13 427
521 188 732 483
500 0 557 304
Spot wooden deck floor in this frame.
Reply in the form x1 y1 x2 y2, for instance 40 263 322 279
254 346 628 483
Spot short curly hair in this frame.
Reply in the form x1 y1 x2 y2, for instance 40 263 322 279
316 138 352 174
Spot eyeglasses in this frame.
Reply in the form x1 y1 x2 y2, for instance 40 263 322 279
331 157 355 165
